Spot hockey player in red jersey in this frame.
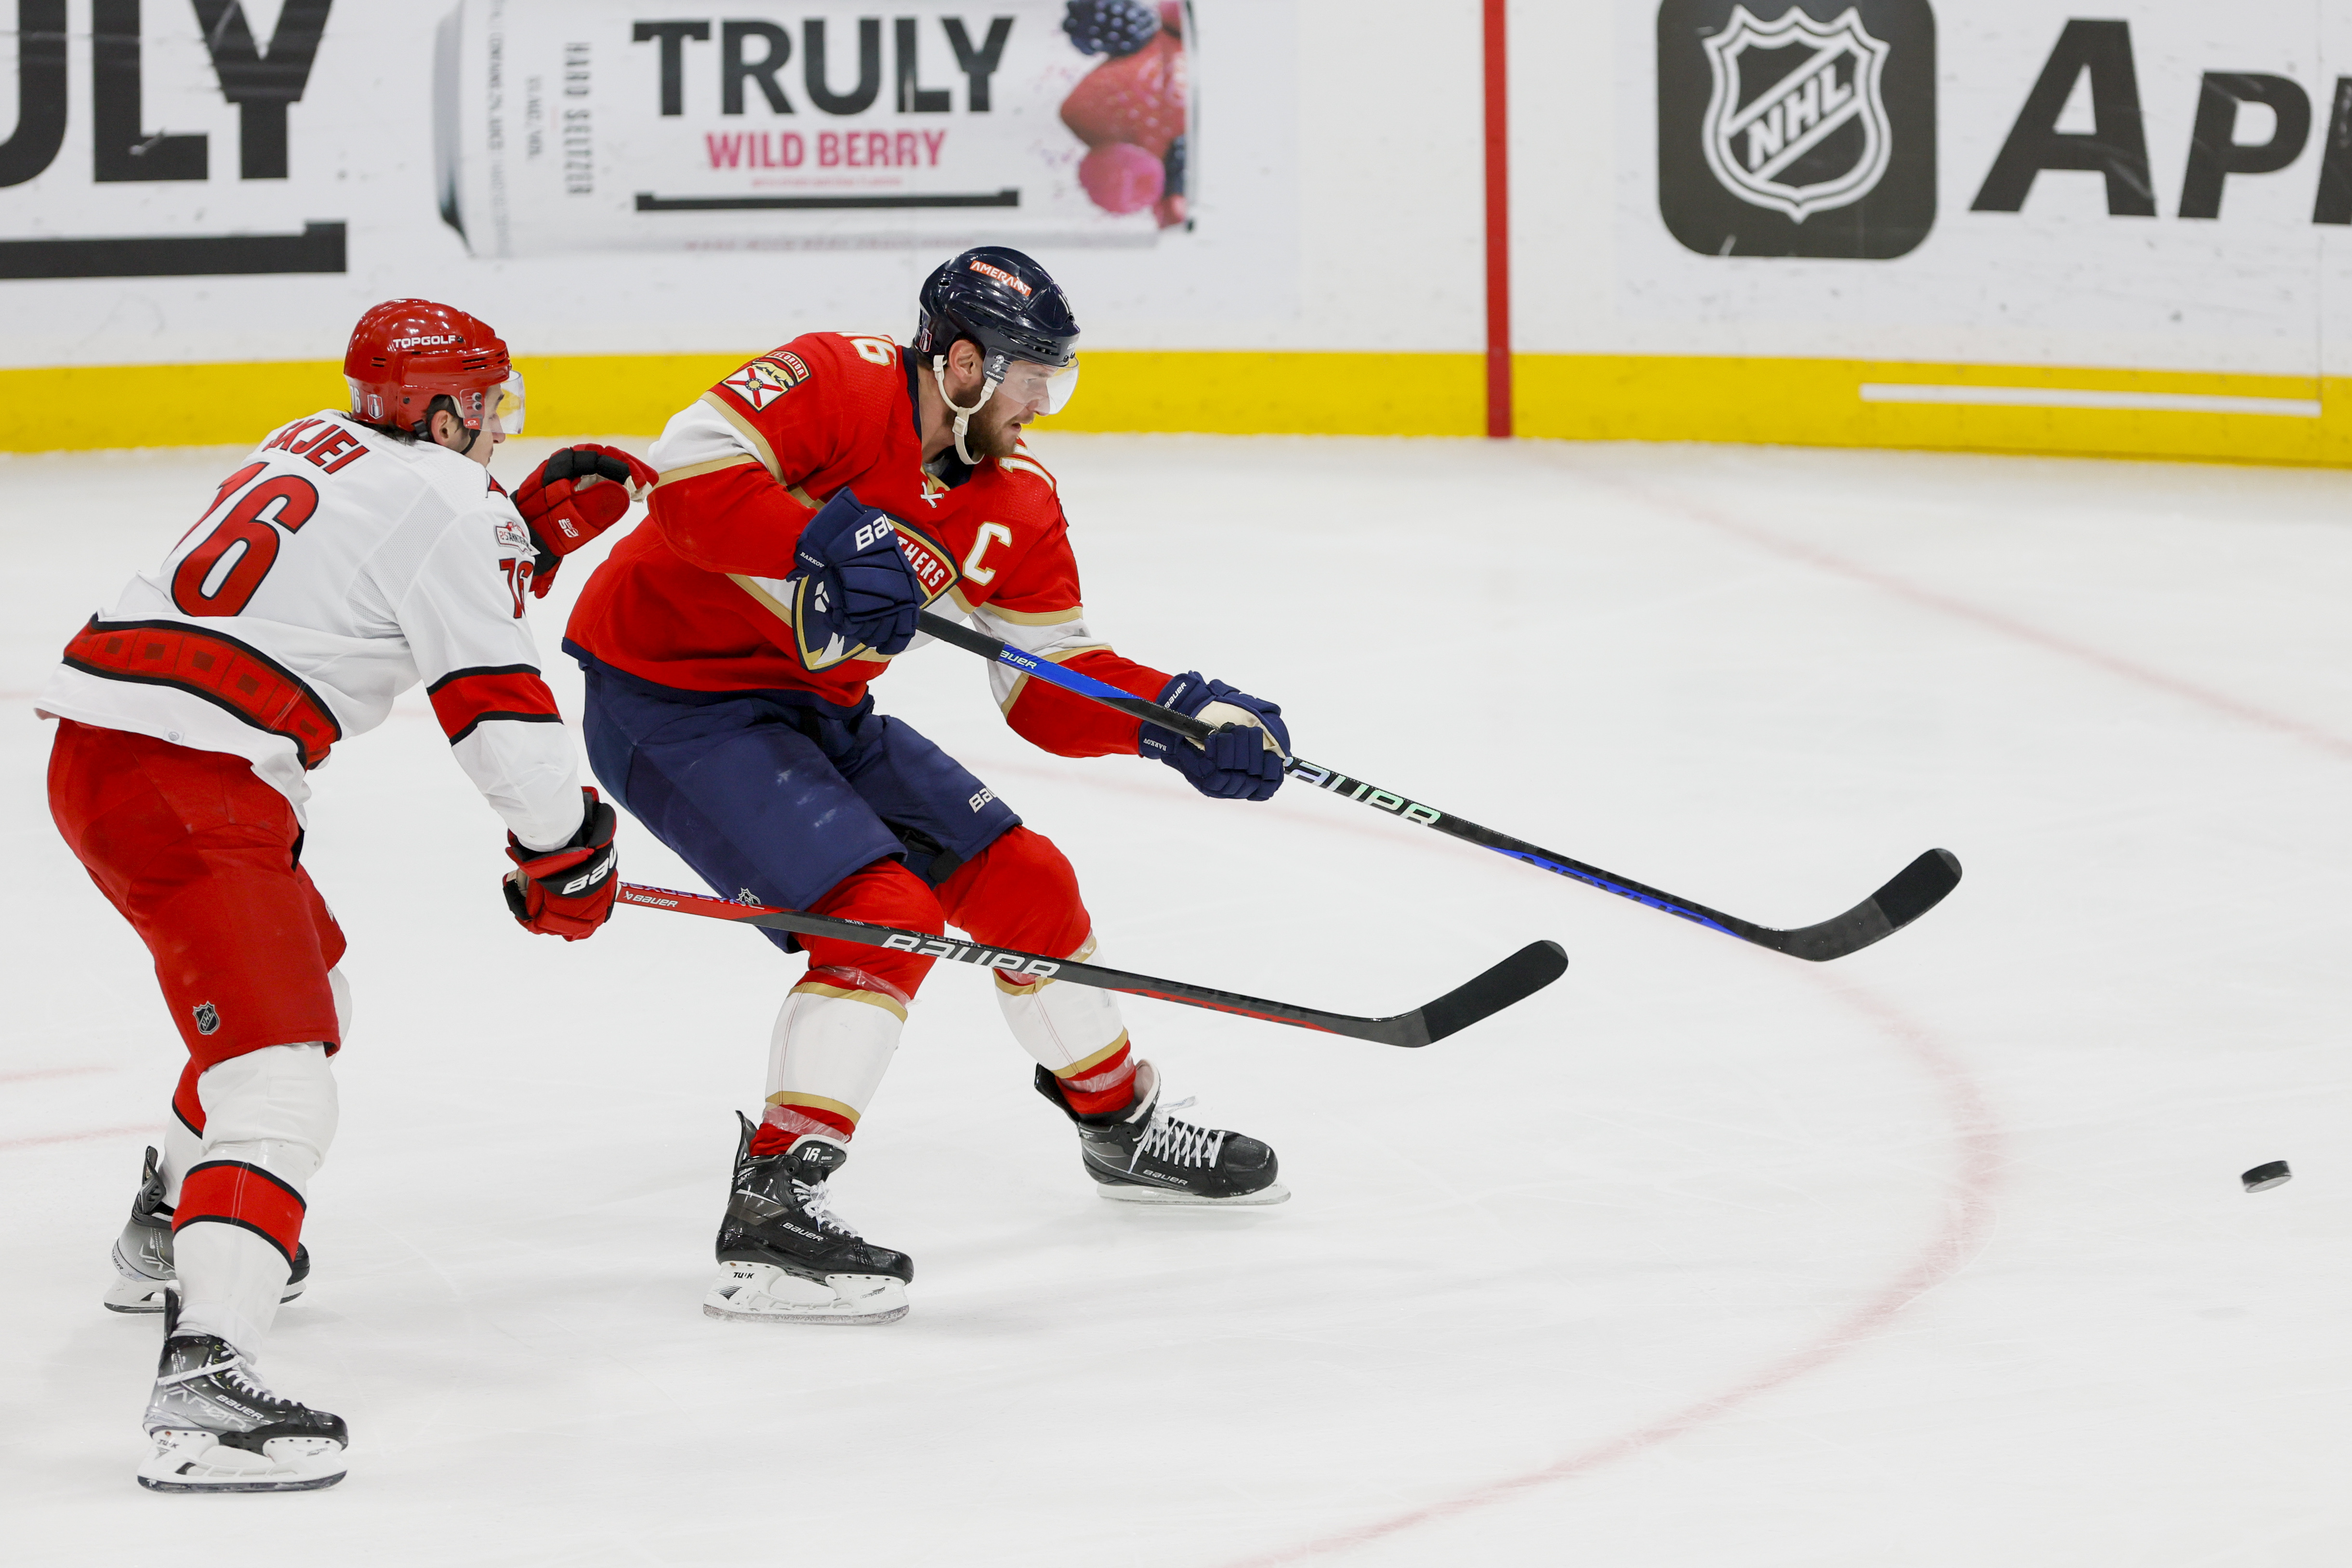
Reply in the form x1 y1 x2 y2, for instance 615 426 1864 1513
40 300 649 1491
566 248 1292 1325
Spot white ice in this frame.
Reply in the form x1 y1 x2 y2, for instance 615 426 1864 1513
3 433 2348 1565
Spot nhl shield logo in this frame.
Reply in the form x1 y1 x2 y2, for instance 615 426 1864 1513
192 1001 221 1036
1700 6 1892 223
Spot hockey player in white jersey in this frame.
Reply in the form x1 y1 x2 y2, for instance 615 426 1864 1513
39 299 651 1492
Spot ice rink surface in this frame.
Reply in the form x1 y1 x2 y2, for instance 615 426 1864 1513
4 431 2349 1565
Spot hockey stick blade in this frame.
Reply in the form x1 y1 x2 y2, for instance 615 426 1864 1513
1467 833 1962 963
915 611 1963 962
616 882 1566 1048
1413 938 1571 1045
1750 847 1964 962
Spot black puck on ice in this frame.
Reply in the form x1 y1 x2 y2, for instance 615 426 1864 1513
2241 1160 2292 1193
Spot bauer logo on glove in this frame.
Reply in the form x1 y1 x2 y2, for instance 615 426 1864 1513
784 488 957 671
504 788 621 940
509 444 659 597
1139 672 1291 803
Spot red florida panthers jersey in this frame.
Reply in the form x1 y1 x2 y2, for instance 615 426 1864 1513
564 332 1169 757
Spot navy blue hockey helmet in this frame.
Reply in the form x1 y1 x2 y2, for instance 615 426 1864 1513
914 247 1081 385
914 248 1081 462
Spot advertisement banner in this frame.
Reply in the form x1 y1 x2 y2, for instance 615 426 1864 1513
0 0 350 279
1655 0 1936 260
433 0 1195 257
1606 0 2352 377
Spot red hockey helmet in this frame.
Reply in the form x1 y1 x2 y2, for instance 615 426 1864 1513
343 299 525 440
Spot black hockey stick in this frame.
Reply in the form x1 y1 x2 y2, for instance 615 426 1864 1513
616 882 1566 1047
917 610 1961 962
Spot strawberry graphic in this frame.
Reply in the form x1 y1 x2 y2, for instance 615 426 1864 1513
1060 30 1187 162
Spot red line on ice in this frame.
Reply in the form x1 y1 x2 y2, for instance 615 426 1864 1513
0 1124 153 1153
0 1066 114 1086
1625 478 2352 765
1217 980 2001 1567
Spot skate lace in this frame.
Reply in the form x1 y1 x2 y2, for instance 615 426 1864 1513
1134 1097 1227 1169
219 1358 277 1403
793 1176 860 1237
158 1346 274 1402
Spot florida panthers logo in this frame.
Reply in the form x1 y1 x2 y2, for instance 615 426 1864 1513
720 352 811 412
1701 6 1891 223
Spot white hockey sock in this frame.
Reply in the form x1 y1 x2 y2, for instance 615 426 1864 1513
996 949 1130 1076
328 964 355 1041
173 1043 338 1357
763 978 904 1141
172 1225 297 1357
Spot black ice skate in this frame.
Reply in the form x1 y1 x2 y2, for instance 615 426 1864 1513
1035 1059 1289 1205
104 1145 310 1313
137 1299 347 1492
704 1113 912 1325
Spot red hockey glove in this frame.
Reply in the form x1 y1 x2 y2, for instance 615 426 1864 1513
511 445 659 596
503 790 620 939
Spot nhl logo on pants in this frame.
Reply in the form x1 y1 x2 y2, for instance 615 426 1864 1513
192 1002 221 1036
1656 0 1936 259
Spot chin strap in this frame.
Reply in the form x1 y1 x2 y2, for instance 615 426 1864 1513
418 405 482 457
932 355 999 466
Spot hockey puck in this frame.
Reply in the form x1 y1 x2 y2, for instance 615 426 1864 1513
2241 1160 2292 1193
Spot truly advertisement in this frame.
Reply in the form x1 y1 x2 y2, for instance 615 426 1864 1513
433 0 1195 257
0 0 348 280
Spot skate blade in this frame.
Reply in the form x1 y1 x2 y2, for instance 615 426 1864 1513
1096 1181 1292 1207
102 1275 170 1313
702 1262 908 1326
104 1274 306 1314
136 1431 346 1492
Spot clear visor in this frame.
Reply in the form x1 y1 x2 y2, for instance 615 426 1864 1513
489 371 526 436
998 357 1080 416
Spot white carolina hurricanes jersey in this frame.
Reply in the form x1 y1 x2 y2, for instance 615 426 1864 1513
38 411 584 849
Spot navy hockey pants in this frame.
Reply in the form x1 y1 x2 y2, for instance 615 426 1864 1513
574 655 1021 953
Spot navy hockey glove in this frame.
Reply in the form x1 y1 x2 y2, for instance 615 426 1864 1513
788 488 926 665
511 445 658 597
503 789 620 940
1139 672 1291 802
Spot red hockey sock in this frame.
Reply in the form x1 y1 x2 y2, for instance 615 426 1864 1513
1055 1039 1138 1118
750 1100 857 1158
800 860 944 1001
172 1058 207 1136
174 1159 307 1269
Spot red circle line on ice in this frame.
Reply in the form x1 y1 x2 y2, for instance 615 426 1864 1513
1593 469 2352 766
1216 979 2003 1567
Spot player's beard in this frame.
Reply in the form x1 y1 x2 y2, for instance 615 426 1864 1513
965 394 1027 461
